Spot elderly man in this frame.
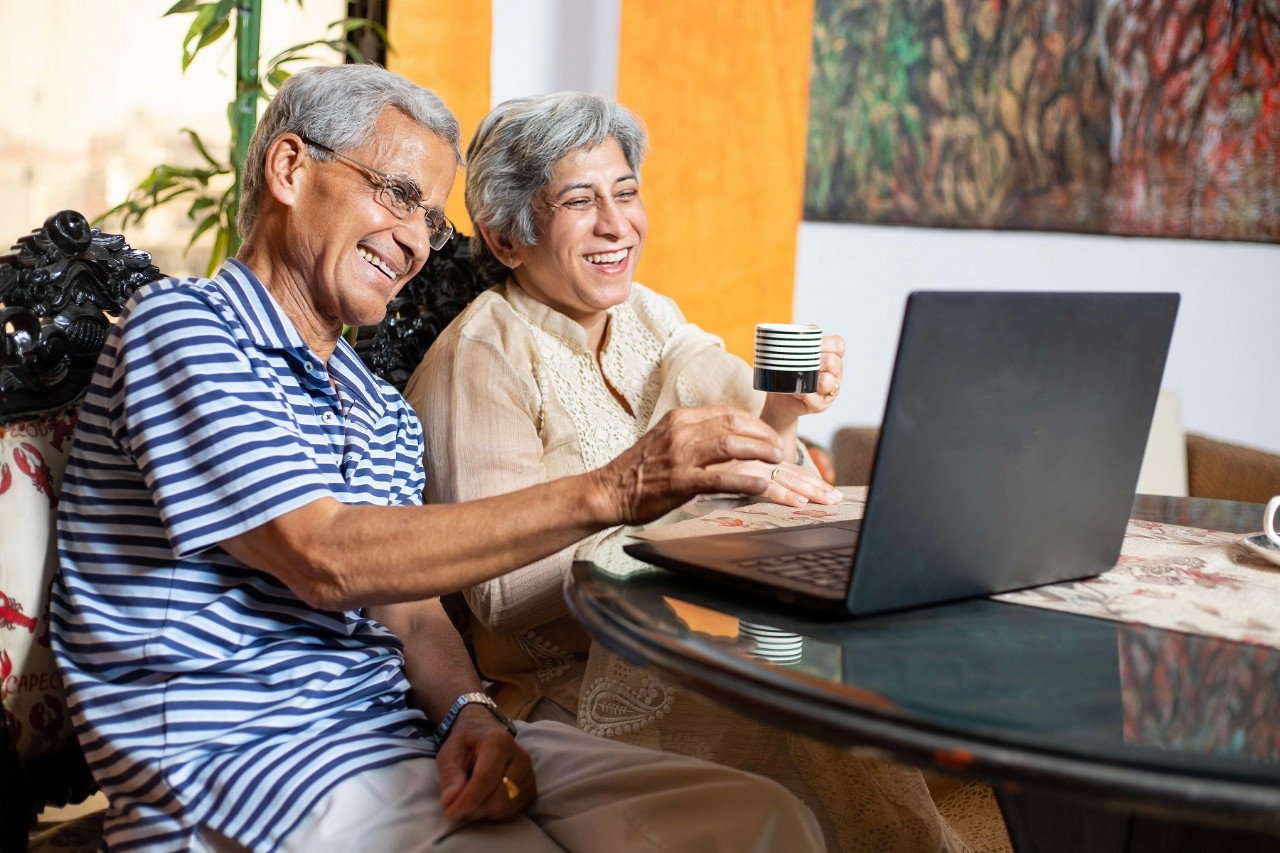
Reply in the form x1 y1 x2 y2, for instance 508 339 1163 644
49 64 824 852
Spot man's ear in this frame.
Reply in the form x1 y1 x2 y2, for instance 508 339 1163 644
262 133 310 208
477 222 522 269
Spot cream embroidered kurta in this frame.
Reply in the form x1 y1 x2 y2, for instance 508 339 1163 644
405 280 1009 853
406 281 760 719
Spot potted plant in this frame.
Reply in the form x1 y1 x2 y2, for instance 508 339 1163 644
98 0 387 275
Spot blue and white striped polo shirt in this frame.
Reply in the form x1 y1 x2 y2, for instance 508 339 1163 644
50 259 437 851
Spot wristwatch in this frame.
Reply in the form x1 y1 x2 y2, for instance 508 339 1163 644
433 691 517 742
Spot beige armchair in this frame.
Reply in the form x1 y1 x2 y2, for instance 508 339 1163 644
1185 434 1280 505
831 425 1280 505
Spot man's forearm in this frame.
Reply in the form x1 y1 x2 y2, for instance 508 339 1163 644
223 469 614 611
367 598 479 722
221 406 782 610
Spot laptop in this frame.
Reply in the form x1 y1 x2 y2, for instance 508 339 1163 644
624 291 1180 616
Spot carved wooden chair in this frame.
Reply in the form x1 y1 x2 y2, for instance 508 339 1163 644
1 211 164 851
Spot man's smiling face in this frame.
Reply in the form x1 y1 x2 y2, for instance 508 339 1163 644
292 106 457 331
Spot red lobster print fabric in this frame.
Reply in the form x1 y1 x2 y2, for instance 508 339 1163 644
0 403 78 763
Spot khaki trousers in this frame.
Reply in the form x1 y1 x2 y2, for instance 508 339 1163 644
199 720 825 852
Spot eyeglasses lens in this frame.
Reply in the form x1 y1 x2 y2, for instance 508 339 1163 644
375 187 452 250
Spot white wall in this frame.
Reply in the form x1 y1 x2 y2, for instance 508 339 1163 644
795 224 1280 454
492 1 1280 456
491 0 619 102
0 0 347 277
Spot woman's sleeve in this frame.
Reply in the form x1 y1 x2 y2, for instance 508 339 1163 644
405 326 601 634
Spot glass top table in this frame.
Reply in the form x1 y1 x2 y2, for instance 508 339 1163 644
566 495 1280 850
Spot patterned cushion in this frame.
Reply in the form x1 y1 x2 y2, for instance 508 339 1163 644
1 406 76 753
0 403 96 833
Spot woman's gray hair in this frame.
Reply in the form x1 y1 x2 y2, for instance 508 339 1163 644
238 64 462 239
465 92 648 282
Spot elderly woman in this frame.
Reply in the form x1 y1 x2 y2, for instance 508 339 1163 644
404 93 1009 853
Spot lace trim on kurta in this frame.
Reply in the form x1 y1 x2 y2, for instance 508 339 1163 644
515 629 573 684
578 672 675 738
517 303 665 471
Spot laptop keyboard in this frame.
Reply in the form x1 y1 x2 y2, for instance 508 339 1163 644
737 548 856 590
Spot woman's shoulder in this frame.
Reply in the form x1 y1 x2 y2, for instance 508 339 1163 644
404 283 542 421
416 283 539 385
436 284 531 344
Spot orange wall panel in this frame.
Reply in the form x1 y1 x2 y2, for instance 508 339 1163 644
387 0 491 232
618 0 814 359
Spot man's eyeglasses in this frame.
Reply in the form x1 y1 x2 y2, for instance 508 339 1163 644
300 136 455 250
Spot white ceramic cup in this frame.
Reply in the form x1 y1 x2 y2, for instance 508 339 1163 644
753 323 822 393
1266 495 1280 548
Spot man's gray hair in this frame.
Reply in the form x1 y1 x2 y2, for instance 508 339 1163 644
465 92 648 281
238 64 462 239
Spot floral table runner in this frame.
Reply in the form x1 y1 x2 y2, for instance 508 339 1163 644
995 517 1280 649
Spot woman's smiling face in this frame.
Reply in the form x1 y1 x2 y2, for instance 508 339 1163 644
508 136 647 333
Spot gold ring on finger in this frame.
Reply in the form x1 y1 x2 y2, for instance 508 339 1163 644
770 464 781 482
502 775 520 800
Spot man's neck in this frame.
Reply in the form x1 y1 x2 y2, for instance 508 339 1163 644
236 242 341 364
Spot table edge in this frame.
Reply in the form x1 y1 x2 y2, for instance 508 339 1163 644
565 562 1280 835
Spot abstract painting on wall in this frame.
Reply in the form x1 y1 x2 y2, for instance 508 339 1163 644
804 0 1280 243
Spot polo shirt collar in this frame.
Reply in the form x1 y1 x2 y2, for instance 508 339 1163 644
329 339 383 412
217 258 310 353
214 259 383 412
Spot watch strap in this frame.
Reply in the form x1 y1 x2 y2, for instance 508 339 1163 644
433 691 517 742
